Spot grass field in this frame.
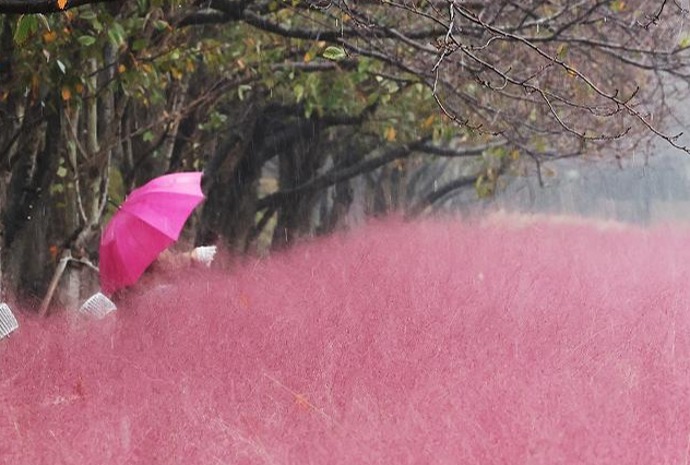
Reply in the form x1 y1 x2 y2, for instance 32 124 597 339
2 216 690 464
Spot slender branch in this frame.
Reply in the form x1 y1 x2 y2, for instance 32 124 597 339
38 249 99 317
38 250 70 317
418 140 507 157
409 174 478 216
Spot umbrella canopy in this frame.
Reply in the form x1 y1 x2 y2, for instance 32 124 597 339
99 172 204 294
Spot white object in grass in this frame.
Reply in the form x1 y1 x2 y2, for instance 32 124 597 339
191 246 217 266
0 303 19 340
79 292 117 319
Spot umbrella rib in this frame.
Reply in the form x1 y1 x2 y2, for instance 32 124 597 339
121 203 202 240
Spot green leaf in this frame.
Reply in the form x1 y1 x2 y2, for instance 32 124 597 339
50 183 65 195
14 15 38 45
136 0 149 13
142 130 155 142
36 14 50 32
153 20 170 31
78 35 97 47
357 57 372 74
107 23 126 47
679 35 690 49
79 11 98 21
381 79 399 94
132 38 148 52
322 46 347 61
238 84 252 101
293 83 305 102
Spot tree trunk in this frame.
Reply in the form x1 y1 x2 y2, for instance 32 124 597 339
272 119 322 248
5 101 61 300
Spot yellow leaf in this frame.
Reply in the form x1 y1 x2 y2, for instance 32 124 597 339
42 30 57 43
303 51 314 63
384 126 397 142
57 0 68 10
118 64 126 74
61 86 71 101
421 114 435 129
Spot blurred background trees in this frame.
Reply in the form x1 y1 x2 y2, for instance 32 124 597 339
1 0 689 306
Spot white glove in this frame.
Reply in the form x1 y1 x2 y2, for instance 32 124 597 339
190 246 217 266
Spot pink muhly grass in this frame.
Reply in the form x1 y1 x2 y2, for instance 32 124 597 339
2 216 690 464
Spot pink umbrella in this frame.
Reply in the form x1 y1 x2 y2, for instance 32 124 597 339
99 172 205 294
